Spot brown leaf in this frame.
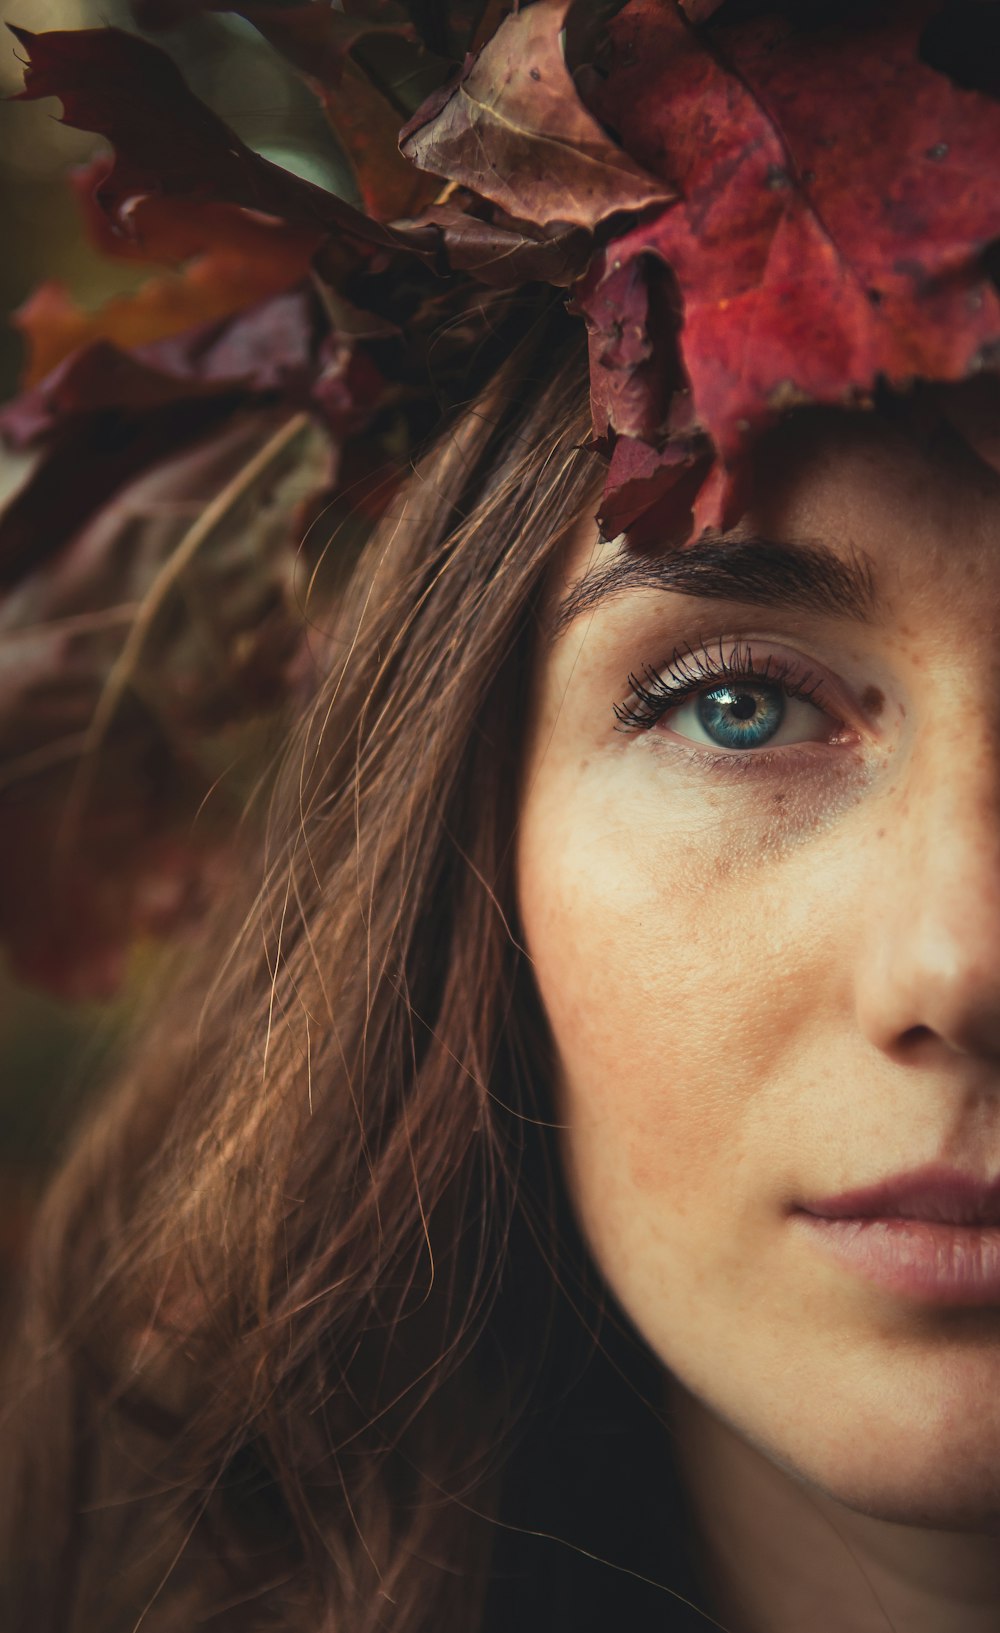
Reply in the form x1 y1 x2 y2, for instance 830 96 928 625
0 285 325 591
677 0 724 21
0 410 329 998
7 24 418 254
320 55 441 221
127 0 452 222
131 0 418 87
1 283 319 438
399 0 672 229
0 743 230 999
364 0 514 59
391 199 591 286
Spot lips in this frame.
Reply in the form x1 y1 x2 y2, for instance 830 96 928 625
795 1163 1000 1306
799 1162 1000 1226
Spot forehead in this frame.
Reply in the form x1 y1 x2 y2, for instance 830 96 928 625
556 388 1000 601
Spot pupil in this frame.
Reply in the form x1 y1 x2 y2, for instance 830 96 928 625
696 683 784 749
730 691 758 721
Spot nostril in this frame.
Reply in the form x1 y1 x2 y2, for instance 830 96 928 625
897 1024 937 1054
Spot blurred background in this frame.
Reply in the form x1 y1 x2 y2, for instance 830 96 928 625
0 0 352 1301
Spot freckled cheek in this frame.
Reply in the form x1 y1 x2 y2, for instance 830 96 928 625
522 821 782 1234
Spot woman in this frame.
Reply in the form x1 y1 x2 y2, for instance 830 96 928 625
4 297 1000 1633
3 2 1000 1630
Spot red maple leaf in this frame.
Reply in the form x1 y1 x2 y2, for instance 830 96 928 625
575 0 1000 539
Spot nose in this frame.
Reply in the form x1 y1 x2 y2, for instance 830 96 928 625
855 731 1000 1063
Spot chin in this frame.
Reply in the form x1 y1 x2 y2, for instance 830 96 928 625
777 1426 1000 1536
817 1474 1000 1536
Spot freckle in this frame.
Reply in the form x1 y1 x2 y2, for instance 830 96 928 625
861 685 885 717
876 827 885 839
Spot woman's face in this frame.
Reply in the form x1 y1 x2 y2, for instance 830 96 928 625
515 392 1000 1534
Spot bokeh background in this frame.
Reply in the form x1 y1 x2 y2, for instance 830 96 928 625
0 0 352 1302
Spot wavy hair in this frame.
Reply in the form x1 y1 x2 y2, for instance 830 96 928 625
0 295 710 1633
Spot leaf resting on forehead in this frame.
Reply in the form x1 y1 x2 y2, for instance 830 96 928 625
576 0 1000 539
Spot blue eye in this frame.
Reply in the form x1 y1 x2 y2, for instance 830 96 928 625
664 681 831 751
695 683 784 748
613 643 844 753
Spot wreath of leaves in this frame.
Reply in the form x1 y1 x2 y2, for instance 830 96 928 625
2 0 999 994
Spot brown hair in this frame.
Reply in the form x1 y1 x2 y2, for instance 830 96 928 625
0 295 710 1633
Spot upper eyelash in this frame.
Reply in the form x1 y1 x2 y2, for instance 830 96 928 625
613 638 827 734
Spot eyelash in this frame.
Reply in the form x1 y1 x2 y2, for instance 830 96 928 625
613 639 832 736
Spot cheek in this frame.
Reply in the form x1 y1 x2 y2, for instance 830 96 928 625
516 769 812 1286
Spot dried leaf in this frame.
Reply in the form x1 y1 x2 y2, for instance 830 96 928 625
131 0 418 87
7 24 418 254
399 0 672 229
0 409 329 998
391 199 591 286
365 0 513 59
320 55 440 221
677 0 724 21
14 159 323 386
126 0 452 221
0 285 325 591
577 0 1000 536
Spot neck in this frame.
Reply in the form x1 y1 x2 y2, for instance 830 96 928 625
665 1377 1000 1633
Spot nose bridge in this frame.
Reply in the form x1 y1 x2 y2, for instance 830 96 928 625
857 704 1000 1059
909 718 1000 913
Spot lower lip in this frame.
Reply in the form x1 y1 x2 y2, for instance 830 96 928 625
791 1213 1000 1305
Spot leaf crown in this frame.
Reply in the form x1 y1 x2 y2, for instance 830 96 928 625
2 0 999 993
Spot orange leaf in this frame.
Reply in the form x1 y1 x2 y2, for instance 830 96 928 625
320 57 440 222
14 189 322 387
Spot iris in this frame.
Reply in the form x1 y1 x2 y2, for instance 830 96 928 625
697 683 785 748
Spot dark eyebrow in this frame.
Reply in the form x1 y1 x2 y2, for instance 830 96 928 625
545 530 880 646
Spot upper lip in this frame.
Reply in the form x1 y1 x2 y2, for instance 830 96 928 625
799 1163 1000 1225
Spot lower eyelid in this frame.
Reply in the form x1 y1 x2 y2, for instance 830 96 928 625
646 733 867 784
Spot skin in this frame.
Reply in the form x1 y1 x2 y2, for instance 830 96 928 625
515 387 1000 1633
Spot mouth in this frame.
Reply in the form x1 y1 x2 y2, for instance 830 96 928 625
793 1164 1000 1305
798 1162 1000 1227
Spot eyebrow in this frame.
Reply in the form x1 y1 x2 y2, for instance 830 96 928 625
545 530 881 645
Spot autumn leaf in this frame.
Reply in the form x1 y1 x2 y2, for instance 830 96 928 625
318 56 441 221
14 159 324 387
348 0 514 60
399 0 672 230
0 284 332 588
125 0 494 223
0 409 329 999
7 0 1000 996
390 197 591 286
7 24 418 253
677 0 724 21
127 0 440 221
576 0 1000 537
130 0 419 86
